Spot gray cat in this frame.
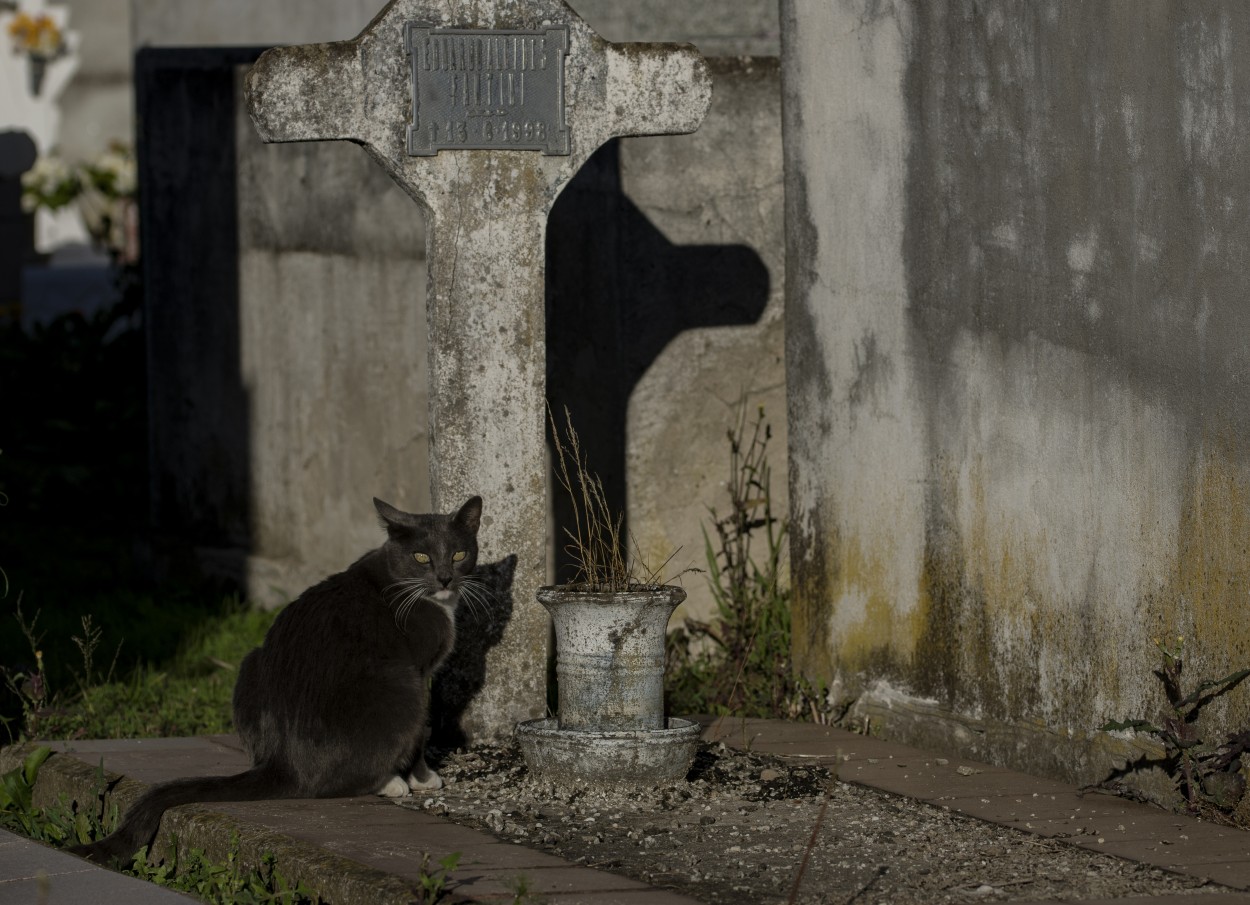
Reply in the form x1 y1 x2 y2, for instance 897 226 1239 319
73 496 485 865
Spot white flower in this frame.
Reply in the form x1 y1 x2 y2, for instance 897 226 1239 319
23 155 71 191
19 154 82 211
88 148 137 197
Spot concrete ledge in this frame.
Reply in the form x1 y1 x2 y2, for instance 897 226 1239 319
0 740 447 905
0 737 701 904
843 682 1177 801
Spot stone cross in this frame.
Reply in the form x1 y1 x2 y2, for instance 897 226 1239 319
245 0 710 740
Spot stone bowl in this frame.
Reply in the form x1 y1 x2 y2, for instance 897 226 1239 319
515 717 701 785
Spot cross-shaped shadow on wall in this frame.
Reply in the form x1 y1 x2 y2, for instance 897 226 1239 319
545 140 770 581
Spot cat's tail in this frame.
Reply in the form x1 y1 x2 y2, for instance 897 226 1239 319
68 764 289 867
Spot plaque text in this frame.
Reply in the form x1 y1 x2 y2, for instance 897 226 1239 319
406 24 570 156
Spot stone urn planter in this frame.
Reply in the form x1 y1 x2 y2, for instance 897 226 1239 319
521 408 701 783
516 584 701 784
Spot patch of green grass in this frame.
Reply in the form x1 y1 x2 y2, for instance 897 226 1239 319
0 523 252 737
68 602 276 739
1 520 226 632
130 836 321 905
0 289 253 740
5 597 277 742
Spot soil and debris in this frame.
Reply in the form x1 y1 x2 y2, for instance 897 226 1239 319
396 742 1235 904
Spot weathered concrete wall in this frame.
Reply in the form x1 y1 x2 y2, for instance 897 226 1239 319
784 0 1250 783
134 3 434 603
131 0 385 46
621 58 786 621
571 0 778 56
60 0 131 162
141 1 785 622
131 0 777 54
140 49 257 555
233 69 431 601
546 56 785 621
140 50 428 606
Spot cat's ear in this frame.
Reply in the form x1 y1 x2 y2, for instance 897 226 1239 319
454 496 482 535
374 497 409 533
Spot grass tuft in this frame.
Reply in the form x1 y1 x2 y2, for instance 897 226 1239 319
3 596 277 743
1 748 324 903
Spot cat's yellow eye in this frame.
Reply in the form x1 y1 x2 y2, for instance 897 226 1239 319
413 552 431 564
452 551 466 562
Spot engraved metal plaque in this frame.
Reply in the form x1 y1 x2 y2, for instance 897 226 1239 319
405 23 570 156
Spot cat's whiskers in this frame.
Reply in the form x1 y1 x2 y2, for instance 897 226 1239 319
386 578 434 631
384 578 427 596
456 576 491 622
385 572 491 630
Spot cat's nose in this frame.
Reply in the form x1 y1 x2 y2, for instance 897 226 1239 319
438 575 453 588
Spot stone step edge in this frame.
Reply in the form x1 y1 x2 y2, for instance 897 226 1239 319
0 741 472 905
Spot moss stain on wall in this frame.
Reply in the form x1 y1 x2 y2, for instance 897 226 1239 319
1148 435 1250 730
790 503 836 684
825 534 923 674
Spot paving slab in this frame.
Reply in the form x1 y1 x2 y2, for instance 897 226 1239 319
701 715 902 759
935 790 1184 833
839 758 1074 799
212 798 671 901
1076 830 1250 866
5 720 1250 901
0 827 197 904
698 716 1250 893
1171 862 1250 892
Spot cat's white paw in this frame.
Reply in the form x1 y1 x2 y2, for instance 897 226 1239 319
376 775 411 798
407 769 443 791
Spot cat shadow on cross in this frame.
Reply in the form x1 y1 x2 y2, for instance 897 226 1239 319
429 552 518 750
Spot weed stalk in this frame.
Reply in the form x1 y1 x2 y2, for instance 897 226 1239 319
1097 635 1250 822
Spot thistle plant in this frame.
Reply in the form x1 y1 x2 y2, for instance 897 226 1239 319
416 851 461 904
1099 635 1250 820
0 600 48 742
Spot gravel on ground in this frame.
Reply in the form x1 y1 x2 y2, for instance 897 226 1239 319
398 742 1235 904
